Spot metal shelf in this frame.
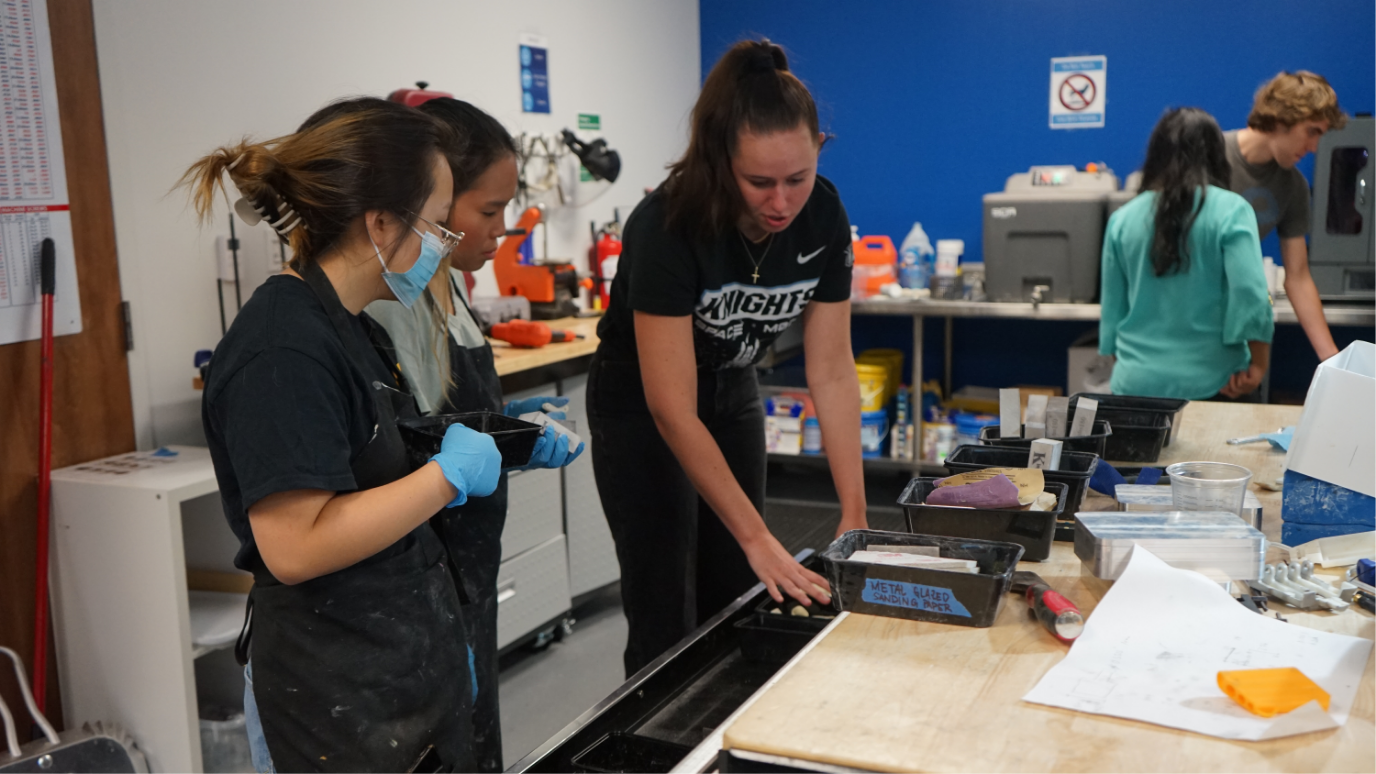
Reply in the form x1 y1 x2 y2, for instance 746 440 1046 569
851 296 1375 327
766 452 946 476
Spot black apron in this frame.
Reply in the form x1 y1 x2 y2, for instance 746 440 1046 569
427 276 509 773
245 263 475 773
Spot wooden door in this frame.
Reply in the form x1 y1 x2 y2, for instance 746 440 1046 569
0 0 135 730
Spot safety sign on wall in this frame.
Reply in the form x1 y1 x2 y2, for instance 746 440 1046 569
519 33 550 114
1049 56 1106 130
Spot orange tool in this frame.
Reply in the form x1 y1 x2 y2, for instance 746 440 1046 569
493 206 580 319
491 319 583 348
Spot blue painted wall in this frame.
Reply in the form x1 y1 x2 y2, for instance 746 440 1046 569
701 1 1374 397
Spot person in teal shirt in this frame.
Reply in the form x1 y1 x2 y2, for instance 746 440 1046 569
1100 107 1274 400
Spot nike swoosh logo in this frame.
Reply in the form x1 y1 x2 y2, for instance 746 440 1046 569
797 247 825 264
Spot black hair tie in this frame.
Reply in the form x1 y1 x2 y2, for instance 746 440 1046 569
744 39 786 74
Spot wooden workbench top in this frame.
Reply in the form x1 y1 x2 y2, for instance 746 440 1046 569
490 315 601 377
719 400 1375 773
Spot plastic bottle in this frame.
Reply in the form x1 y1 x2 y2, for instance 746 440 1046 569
898 223 934 290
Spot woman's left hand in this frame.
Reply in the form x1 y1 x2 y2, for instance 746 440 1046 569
505 395 568 420
1220 363 1266 398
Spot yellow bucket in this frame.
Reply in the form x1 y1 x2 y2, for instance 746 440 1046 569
856 363 888 413
857 348 904 406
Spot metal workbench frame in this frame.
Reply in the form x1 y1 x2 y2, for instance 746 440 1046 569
851 297 1376 403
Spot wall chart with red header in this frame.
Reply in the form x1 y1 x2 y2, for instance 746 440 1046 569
0 0 79 345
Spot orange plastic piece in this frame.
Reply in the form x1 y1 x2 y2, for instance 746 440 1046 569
1217 668 1330 718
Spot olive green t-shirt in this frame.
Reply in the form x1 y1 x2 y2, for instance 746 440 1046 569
1224 129 1311 240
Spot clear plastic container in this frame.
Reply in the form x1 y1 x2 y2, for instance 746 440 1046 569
1167 461 1253 517
200 708 253 773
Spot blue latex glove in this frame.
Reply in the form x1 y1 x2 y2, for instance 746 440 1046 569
505 395 568 420
1088 460 1127 497
1264 427 1295 451
515 425 585 471
1136 467 1163 486
430 423 501 507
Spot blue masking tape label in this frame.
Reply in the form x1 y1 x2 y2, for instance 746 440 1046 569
861 577 970 617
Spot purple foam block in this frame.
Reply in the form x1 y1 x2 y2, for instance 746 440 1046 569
926 474 1022 509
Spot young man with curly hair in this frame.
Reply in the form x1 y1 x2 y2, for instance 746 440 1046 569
1226 71 1348 361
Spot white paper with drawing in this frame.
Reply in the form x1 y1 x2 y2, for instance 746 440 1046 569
1023 547 1371 740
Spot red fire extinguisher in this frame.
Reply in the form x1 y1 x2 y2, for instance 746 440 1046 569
587 213 623 311
595 228 621 310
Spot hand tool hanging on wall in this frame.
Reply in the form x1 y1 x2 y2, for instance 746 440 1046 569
31 238 56 714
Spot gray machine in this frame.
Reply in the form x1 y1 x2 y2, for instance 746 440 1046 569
983 165 1119 303
1309 115 1374 299
1106 170 1142 219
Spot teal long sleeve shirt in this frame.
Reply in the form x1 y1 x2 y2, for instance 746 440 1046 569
1099 186 1274 400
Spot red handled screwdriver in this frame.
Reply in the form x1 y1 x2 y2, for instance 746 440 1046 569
1011 571 1084 644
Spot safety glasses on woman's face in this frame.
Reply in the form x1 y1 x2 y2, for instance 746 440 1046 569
410 213 464 259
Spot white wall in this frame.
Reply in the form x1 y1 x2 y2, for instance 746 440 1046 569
93 0 701 448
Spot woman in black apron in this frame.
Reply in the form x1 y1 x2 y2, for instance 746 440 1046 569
589 40 868 677
184 98 501 773
366 97 583 773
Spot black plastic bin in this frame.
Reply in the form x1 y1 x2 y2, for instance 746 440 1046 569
571 732 692 773
898 478 1068 561
397 411 542 470
1071 393 1188 445
734 595 837 665
943 444 1099 543
1062 393 1172 459
978 419 1113 458
944 445 1099 511
820 530 1023 628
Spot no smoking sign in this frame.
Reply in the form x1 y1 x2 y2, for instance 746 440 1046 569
1050 56 1106 129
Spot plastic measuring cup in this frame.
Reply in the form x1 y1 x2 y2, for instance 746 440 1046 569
1166 461 1253 516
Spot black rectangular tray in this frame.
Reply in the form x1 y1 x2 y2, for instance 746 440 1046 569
570 732 692 773
1070 393 1188 446
397 411 542 470
898 478 1068 561
820 530 1023 628
978 420 1112 458
943 444 1100 543
1069 395 1173 462
733 596 838 665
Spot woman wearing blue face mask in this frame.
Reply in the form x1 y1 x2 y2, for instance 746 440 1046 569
182 98 499 773
364 97 582 773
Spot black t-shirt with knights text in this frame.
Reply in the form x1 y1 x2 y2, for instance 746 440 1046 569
597 175 853 370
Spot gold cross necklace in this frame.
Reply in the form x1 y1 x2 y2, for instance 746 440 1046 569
737 229 775 284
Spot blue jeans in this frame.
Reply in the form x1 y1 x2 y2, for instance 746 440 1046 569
243 662 276 774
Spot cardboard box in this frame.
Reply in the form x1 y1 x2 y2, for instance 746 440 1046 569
1285 341 1375 498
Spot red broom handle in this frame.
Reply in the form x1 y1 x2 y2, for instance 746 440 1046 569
33 237 55 714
